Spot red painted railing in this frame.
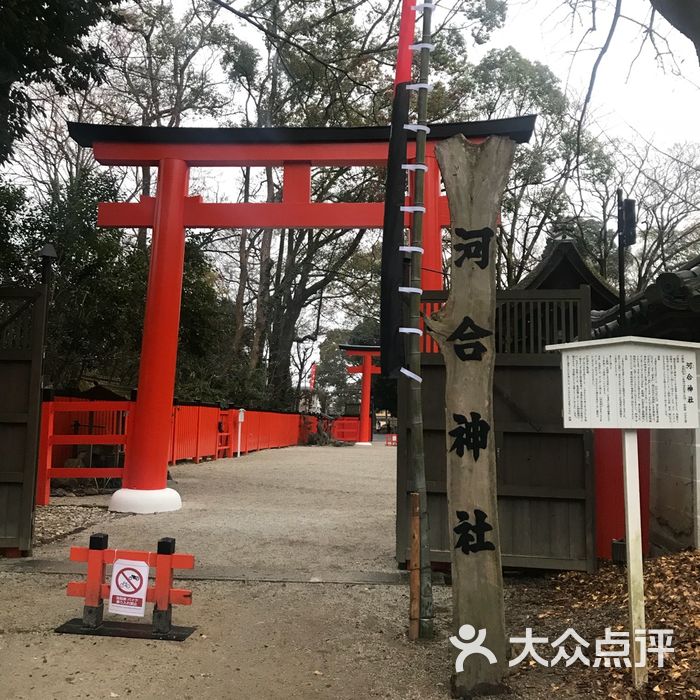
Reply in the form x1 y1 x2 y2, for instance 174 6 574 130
331 417 361 442
36 399 329 505
36 400 130 506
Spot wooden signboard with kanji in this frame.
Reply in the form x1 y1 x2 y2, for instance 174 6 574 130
427 134 515 696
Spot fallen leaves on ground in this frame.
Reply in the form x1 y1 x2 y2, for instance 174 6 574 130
502 550 699 698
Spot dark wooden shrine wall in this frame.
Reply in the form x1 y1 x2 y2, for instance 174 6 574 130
396 287 596 572
0 286 47 553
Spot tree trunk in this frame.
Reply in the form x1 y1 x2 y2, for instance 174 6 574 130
429 135 515 697
266 318 296 407
249 166 276 370
232 228 249 355
265 233 305 408
232 167 251 355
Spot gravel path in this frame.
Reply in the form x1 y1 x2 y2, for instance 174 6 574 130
34 445 398 574
0 572 455 700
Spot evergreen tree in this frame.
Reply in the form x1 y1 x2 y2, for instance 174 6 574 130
0 0 119 163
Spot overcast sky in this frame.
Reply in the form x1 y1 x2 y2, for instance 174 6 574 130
477 0 700 148
202 0 700 148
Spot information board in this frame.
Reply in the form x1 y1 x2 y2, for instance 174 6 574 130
560 345 697 429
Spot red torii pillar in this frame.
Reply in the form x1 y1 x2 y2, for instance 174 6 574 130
110 158 190 513
341 345 381 445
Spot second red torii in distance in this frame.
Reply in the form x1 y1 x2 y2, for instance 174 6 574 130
340 345 381 446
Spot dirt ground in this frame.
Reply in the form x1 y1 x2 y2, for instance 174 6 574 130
1 445 698 699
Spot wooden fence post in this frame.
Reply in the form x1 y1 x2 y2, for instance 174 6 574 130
429 134 515 696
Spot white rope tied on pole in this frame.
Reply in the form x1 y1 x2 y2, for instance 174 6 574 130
409 42 435 51
398 286 423 294
411 3 435 10
399 327 423 335
404 124 431 134
400 205 426 213
402 163 428 172
400 367 423 382
406 83 433 91
399 245 424 253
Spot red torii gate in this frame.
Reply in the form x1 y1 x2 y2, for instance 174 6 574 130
340 345 381 445
68 117 533 513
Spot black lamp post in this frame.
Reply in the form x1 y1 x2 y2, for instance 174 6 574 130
38 243 57 285
617 191 636 331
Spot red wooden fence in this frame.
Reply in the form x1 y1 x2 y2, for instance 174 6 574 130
36 400 130 505
331 417 360 442
35 399 340 505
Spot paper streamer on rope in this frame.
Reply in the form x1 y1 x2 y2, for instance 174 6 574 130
400 367 423 382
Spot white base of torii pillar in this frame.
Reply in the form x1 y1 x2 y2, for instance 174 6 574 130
110 487 182 514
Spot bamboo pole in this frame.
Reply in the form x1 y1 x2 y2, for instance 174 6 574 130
408 491 420 641
406 0 435 640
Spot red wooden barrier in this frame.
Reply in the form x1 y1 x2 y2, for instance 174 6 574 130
67 545 194 606
167 405 221 465
59 533 195 640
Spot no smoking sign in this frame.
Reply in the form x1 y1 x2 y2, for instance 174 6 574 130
109 559 150 617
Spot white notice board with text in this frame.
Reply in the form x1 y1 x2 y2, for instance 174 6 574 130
546 337 698 430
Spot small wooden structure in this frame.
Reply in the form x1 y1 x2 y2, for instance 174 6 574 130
396 240 619 571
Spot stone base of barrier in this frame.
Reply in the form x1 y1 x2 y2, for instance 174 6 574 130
55 617 195 641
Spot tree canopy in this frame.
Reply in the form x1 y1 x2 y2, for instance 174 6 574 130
0 0 120 164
